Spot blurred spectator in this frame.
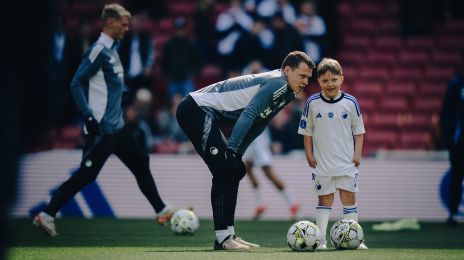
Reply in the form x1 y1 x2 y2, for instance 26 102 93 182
256 0 297 24
440 65 464 226
119 14 155 98
268 12 305 68
194 0 218 62
401 0 444 36
215 0 254 71
126 0 167 20
234 19 273 68
161 17 202 99
295 0 326 62
124 88 158 152
242 59 269 75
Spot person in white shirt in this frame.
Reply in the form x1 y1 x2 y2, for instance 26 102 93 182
297 58 367 250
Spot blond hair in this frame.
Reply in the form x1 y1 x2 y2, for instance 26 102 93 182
101 3 131 22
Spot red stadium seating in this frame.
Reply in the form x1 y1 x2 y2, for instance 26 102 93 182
385 82 416 97
396 131 432 150
413 97 442 113
378 98 409 113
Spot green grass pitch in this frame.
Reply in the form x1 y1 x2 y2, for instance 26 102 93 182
8 218 464 259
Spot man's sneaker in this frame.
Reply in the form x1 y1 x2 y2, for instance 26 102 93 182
289 202 300 220
214 235 250 250
233 235 260 248
316 242 327 251
33 212 58 237
253 206 267 220
357 242 368 250
156 207 175 226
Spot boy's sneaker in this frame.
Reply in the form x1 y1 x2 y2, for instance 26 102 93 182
33 212 58 237
156 206 175 226
289 202 300 220
232 235 260 248
214 235 250 250
357 242 368 250
253 206 267 220
316 242 327 251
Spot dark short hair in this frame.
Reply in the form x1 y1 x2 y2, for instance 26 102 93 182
101 3 131 23
281 51 316 71
317 58 343 77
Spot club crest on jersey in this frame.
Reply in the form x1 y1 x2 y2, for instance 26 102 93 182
328 112 334 118
316 113 322 118
341 111 348 119
209 147 218 155
300 119 307 129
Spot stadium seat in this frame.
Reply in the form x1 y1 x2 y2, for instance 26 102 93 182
342 35 371 49
391 66 422 81
359 66 390 80
413 97 442 113
424 67 455 81
167 1 196 16
403 113 439 131
352 81 383 98
442 20 464 34
396 131 432 150
431 51 462 66
439 36 464 50
364 130 397 150
398 50 429 65
347 19 378 34
356 97 377 114
366 50 397 66
385 82 416 97
378 19 401 34
378 98 409 113
338 50 365 66
406 37 436 50
370 113 403 130
374 36 402 50
418 82 447 96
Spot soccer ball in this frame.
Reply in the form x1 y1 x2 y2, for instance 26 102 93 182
330 219 364 249
170 209 200 235
287 220 321 252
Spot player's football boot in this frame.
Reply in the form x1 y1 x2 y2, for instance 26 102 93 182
316 242 327 251
232 235 260 248
357 242 368 250
214 235 250 250
156 206 175 226
253 205 267 220
33 212 58 237
289 202 301 220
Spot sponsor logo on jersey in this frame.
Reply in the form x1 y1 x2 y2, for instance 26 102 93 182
316 113 322 118
209 147 218 155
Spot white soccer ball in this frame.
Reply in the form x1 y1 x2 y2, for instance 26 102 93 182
170 209 200 235
287 220 321 252
330 219 364 249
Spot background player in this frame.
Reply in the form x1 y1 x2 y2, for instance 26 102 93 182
297 58 367 250
242 127 300 220
33 4 172 236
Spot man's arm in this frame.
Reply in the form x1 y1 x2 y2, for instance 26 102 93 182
353 134 363 167
303 135 317 168
70 44 104 117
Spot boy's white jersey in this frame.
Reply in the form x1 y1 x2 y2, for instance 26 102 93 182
298 92 365 176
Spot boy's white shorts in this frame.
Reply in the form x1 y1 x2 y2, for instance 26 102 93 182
310 172 359 195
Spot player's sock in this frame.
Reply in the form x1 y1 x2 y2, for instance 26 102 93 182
215 229 230 244
343 204 358 222
280 189 294 205
316 206 331 244
227 226 235 236
253 187 263 206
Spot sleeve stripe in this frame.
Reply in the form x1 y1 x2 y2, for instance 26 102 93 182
89 44 104 63
343 96 361 116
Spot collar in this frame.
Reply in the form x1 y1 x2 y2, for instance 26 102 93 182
320 91 344 103
97 32 116 49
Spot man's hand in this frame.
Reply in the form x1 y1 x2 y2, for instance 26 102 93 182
84 115 100 136
224 148 246 181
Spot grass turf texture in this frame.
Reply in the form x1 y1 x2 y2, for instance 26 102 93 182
9 218 464 259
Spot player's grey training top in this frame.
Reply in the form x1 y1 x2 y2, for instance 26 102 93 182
190 69 297 154
70 32 125 134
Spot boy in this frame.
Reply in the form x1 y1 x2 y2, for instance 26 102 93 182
297 58 367 250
